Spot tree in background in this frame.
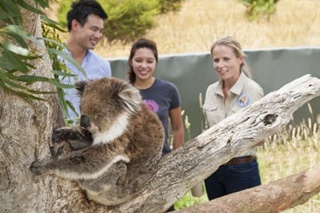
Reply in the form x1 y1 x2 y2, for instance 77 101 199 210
241 0 279 21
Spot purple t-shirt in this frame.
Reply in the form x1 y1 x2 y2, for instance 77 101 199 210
139 79 181 155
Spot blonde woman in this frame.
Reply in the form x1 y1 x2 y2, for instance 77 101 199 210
203 36 264 200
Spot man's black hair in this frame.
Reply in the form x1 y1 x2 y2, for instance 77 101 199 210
67 0 108 32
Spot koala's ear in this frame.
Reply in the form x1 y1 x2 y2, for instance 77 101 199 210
119 83 142 114
75 80 88 97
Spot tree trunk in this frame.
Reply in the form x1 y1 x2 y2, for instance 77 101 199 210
0 2 90 213
1 3 320 213
175 163 320 213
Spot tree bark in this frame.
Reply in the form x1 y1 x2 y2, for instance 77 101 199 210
0 2 82 213
174 164 320 213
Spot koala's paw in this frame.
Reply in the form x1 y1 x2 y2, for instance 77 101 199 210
52 127 93 151
29 160 47 176
52 127 83 143
50 144 64 160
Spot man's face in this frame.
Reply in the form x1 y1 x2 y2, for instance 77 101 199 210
73 14 104 50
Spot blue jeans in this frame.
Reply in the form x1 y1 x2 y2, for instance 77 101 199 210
204 158 261 200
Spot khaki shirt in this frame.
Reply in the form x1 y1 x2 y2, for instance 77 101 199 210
203 72 264 157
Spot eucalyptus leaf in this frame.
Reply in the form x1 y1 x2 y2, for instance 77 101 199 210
0 1 21 25
16 75 50 84
2 41 29 55
41 15 66 32
1 49 30 72
51 70 77 77
0 80 44 100
6 25 42 46
17 0 44 15
48 48 86 77
1 73 33 90
0 12 20 21
49 79 74 89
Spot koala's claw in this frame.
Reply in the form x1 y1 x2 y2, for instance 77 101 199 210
29 160 46 175
50 145 64 159
52 127 84 143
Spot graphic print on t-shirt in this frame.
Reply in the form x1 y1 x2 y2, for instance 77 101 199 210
143 99 159 112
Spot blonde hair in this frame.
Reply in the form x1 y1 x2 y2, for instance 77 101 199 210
210 36 252 78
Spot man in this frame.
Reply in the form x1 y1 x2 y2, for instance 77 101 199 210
62 0 112 123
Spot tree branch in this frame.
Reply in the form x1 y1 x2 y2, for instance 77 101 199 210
114 74 320 213
175 164 320 213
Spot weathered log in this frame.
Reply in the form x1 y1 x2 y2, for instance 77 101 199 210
175 164 320 213
113 74 320 213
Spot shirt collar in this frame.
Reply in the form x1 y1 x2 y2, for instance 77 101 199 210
230 71 247 95
215 71 248 96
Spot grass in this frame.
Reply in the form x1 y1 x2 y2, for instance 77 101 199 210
173 105 320 212
173 119 320 212
95 0 320 58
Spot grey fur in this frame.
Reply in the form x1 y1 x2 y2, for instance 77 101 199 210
30 77 164 206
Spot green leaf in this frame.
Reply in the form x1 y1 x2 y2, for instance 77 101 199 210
0 25 42 48
2 41 29 55
0 49 31 73
0 81 45 100
0 49 29 72
0 1 22 25
16 75 50 84
41 15 66 32
51 70 77 77
6 25 42 46
49 79 74 89
47 48 87 77
0 12 20 21
33 0 49 9
17 0 44 15
1 73 33 90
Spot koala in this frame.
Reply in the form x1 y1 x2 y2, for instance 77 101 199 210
30 77 165 206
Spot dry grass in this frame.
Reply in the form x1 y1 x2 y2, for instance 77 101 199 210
258 127 320 213
96 0 320 58
175 122 320 212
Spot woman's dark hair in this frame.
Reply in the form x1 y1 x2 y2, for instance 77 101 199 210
67 0 108 32
127 38 158 84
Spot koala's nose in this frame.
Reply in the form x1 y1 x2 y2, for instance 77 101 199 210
80 115 91 128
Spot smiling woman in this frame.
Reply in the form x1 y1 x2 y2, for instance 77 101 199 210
127 38 184 157
126 38 185 211
203 36 264 200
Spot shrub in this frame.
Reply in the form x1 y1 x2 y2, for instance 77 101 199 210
241 0 279 21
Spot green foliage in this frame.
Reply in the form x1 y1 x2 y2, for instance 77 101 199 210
0 0 54 100
56 0 185 44
174 191 208 210
57 0 72 28
0 0 48 25
41 16 82 122
103 0 159 44
241 0 279 21
0 0 83 122
159 0 184 14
